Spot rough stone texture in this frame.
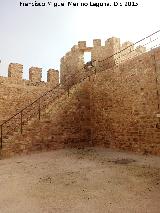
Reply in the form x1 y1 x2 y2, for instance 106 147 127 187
119 42 146 63
60 37 146 89
91 37 120 66
8 63 23 81
1 81 91 158
0 79 49 124
0 64 59 124
29 67 42 82
90 47 160 155
47 69 59 87
60 45 85 89
0 38 160 159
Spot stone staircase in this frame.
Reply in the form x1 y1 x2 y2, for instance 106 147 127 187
0 79 92 158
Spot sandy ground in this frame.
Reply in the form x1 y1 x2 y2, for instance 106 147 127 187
0 148 160 213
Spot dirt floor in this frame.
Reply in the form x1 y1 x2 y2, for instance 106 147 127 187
0 148 160 213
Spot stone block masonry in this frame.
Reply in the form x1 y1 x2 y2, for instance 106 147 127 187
8 63 23 81
0 63 59 124
1 80 92 158
90 47 160 155
2 46 160 158
60 37 146 89
58 41 160 156
47 69 59 87
29 67 42 82
1 36 160 158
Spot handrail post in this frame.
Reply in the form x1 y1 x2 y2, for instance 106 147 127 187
0 125 3 149
20 111 23 134
38 98 41 120
94 62 97 75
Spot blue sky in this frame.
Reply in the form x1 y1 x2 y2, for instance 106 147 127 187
0 0 159 81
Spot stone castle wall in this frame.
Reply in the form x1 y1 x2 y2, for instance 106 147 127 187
60 37 146 88
60 43 160 155
0 63 59 124
2 47 160 158
90 47 160 155
1 37 160 158
1 80 91 158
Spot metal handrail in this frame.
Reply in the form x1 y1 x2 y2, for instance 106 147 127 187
0 29 160 149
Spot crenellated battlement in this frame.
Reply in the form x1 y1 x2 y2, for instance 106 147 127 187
67 37 146 55
1 32 160 160
29 67 42 83
47 69 59 87
0 63 60 125
60 36 146 88
93 39 101 47
8 63 23 81
0 63 59 87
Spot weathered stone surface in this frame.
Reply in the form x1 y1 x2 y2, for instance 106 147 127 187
90 48 160 155
1 38 160 159
60 37 146 88
0 64 59 124
47 69 59 87
29 67 42 82
1 81 91 158
8 63 23 81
